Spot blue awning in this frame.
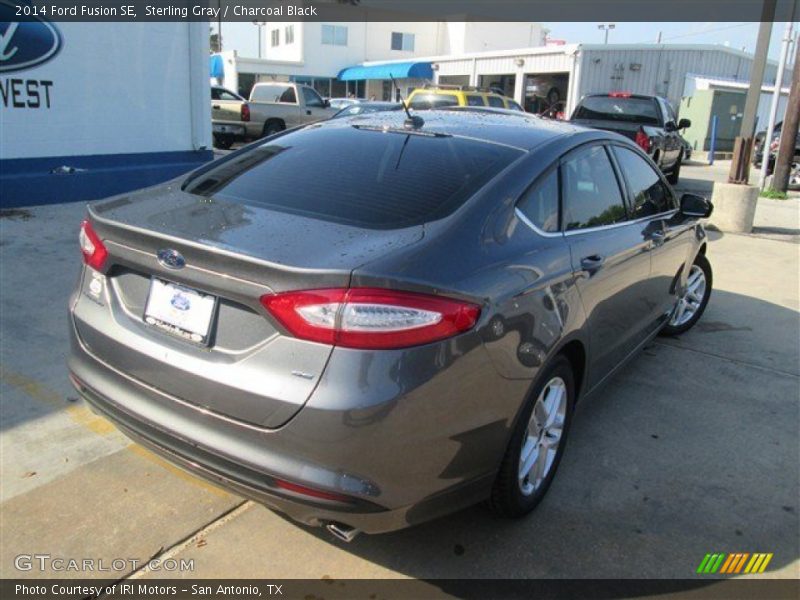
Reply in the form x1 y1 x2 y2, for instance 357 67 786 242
337 61 433 81
209 54 224 79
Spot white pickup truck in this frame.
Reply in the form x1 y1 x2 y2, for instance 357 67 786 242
248 82 337 137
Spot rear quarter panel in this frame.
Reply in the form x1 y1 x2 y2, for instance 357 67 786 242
352 135 592 392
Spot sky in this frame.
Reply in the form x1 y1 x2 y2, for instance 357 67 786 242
216 21 797 62
543 22 795 59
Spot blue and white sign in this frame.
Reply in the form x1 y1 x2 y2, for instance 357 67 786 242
0 2 62 74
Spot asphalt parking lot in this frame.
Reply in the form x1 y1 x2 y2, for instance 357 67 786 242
1 161 798 582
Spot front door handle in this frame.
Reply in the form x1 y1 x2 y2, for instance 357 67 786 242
306 109 312 115
580 255 605 272
212 104 221 109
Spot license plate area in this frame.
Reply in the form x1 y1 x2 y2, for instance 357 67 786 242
213 124 244 134
143 278 217 345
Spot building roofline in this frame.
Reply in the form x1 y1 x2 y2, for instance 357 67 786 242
686 72 791 94
362 42 782 68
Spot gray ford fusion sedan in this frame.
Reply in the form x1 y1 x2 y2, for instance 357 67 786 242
68 111 713 539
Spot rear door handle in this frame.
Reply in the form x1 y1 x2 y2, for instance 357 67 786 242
306 109 312 115
212 104 221 109
580 255 605 272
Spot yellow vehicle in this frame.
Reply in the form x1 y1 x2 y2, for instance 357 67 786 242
406 85 525 112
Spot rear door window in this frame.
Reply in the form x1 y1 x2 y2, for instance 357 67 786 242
561 145 627 231
613 146 676 217
517 169 559 232
184 127 522 229
466 95 486 106
487 96 505 108
408 93 459 109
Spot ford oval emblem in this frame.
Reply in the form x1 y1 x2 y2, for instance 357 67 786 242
170 292 191 311
157 249 186 270
0 3 63 74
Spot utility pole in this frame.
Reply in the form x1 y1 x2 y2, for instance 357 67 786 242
253 21 266 59
759 21 794 189
217 0 222 51
728 1 775 184
598 23 615 45
773 35 800 192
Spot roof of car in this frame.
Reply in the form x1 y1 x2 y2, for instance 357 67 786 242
315 109 587 151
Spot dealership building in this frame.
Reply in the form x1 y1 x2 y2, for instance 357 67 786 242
1 21 213 208
216 33 791 123
211 21 548 99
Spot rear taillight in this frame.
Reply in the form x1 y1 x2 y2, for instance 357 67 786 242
260 288 481 350
241 103 250 122
79 220 108 270
273 478 352 503
635 127 652 153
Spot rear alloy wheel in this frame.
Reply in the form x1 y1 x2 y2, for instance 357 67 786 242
489 355 574 517
660 253 712 336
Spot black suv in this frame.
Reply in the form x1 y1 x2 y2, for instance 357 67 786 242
570 93 690 184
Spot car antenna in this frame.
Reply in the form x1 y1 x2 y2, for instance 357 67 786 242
391 74 424 130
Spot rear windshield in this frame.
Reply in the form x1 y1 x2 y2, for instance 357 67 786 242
183 126 521 229
408 93 459 110
573 96 661 125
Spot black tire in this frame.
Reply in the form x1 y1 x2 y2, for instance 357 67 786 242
262 120 284 137
489 355 575 518
660 253 713 337
667 153 682 185
213 135 234 150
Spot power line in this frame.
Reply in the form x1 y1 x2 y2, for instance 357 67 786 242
653 22 753 44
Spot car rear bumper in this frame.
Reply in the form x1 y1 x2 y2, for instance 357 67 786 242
68 305 523 533
211 120 262 141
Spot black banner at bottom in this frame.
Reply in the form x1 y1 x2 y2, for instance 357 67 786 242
2 579 799 600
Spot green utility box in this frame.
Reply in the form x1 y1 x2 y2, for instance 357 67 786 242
679 90 746 153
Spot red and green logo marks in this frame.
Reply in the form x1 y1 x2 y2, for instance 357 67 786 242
697 553 773 575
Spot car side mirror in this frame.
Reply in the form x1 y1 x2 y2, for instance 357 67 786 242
678 118 691 130
664 121 677 132
680 193 713 218
323 99 330 108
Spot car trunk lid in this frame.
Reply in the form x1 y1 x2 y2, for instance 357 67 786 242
72 186 422 429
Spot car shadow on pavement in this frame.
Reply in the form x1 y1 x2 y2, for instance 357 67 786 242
286 288 799 579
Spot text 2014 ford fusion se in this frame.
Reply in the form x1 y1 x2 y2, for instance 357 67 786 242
68 111 713 540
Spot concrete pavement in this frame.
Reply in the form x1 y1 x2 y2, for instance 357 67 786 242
677 160 800 244
1 163 798 582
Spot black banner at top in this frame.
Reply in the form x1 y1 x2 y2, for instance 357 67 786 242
6 0 800 22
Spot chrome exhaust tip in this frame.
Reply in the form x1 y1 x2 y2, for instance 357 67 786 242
326 521 360 543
